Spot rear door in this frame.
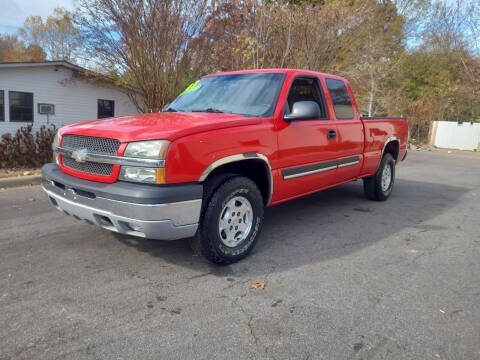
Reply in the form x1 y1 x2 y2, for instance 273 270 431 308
324 78 364 182
276 75 339 200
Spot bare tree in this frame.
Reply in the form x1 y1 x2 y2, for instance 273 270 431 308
466 0 480 55
0 34 46 62
20 8 82 62
76 0 209 112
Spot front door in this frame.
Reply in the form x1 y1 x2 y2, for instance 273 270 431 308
276 76 338 201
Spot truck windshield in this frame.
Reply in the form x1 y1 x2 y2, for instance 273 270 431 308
165 73 286 117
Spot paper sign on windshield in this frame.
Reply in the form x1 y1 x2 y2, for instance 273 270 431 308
179 80 201 97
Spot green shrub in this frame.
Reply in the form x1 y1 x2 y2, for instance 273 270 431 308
0 124 56 169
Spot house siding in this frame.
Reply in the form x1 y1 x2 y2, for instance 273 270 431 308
0 66 139 135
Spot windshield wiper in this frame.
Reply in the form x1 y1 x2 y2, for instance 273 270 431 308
190 108 227 113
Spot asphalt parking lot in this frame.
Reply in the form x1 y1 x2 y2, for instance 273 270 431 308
1 150 479 360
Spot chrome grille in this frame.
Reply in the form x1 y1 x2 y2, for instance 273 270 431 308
62 135 120 155
63 157 114 176
61 135 120 176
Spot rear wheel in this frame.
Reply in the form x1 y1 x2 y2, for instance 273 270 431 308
191 176 264 264
363 153 395 201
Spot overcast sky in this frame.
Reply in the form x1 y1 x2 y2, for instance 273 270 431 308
0 0 75 35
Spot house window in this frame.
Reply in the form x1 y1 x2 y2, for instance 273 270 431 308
98 99 115 119
9 91 34 122
0 91 4 121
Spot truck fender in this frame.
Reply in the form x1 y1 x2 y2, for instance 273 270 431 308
198 153 274 206
381 137 400 162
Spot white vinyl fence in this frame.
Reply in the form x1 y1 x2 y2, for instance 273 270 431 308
430 121 480 151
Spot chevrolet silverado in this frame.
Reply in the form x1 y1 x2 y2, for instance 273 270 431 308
42 69 408 264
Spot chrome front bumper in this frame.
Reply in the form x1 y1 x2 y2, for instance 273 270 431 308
42 164 202 240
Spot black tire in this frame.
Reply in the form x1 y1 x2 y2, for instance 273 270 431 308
363 153 395 201
191 176 264 264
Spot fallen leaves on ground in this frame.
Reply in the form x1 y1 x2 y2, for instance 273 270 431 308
0 169 41 179
250 282 266 290
440 309 463 316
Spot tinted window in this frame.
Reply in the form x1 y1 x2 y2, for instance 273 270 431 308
9 91 33 122
98 99 115 119
326 79 354 119
167 73 286 117
0 91 4 121
286 77 327 118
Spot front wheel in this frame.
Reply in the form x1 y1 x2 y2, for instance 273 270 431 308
191 176 264 264
363 153 395 201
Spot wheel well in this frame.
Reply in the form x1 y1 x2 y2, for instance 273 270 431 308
384 140 400 160
203 160 270 205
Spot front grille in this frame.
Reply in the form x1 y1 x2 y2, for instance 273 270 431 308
62 135 120 155
62 157 114 176
61 135 120 176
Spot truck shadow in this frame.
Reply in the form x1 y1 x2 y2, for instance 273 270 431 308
114 178 467 276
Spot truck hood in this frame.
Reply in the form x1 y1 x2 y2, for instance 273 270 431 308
59 112 261 143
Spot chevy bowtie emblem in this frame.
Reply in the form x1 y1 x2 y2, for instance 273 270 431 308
71 148 88 163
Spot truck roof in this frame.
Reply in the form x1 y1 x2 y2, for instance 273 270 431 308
204 68 348 82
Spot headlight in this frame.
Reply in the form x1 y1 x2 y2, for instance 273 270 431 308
53 132 60 147
119 167 165 184
119 140 169 184
123 140 170 159
52 132 61 164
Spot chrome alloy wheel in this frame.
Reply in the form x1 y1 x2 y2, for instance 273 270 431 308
381 164 392 192
218 196 253 247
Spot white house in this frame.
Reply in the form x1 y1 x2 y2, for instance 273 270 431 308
0 61 139 135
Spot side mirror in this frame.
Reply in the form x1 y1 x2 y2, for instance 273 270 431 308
283 101 320 121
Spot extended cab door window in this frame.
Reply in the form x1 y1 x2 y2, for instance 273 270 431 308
285 77 327 119
325 78 363 182
325 78 354 119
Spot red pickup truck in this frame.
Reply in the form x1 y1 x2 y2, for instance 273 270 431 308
42 69 408 264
